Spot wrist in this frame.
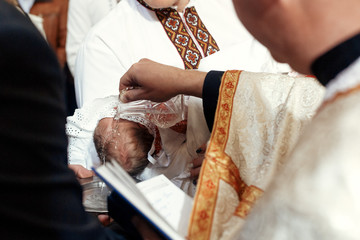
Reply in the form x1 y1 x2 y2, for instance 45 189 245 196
178 70 207 98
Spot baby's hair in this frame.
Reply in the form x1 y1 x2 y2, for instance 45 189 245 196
94 119 154 176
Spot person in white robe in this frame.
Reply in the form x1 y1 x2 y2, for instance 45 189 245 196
67 0 288 193
66 0 120 76
119 60 325 238
117 0 360 238
74 0 289 107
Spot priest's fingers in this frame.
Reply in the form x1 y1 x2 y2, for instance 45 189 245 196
120 87 149 103
119 59 179 102
120 58 206 102
120 87 174 103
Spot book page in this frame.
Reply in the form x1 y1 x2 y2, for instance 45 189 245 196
106 160 148 203
136 175 193 236
94 161 186 240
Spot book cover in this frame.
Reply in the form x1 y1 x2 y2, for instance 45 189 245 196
93 160 193 240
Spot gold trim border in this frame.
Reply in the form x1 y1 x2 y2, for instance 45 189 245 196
188 70 243 240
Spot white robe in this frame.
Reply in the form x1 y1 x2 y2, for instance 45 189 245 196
234 57 360 240
74 0 289 107
66 0 119 75
188 71 325 239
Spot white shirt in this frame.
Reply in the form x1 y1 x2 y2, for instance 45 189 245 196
18 0 35 13
66 0 119 75
74 0 289 107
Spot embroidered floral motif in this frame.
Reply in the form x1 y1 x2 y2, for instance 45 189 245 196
184 7 220 60
207 46 217 56
197 29 208 42
186 13 198 25
137 0 220 69
189 71 251 240
175 34 188 46
199 210 209 220
165 18 179 31
205 179 215 190
185 49 200 66
156 10 201 69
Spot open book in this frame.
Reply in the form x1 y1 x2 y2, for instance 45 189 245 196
93 160 193 240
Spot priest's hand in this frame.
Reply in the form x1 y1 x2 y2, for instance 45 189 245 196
119 58 207 103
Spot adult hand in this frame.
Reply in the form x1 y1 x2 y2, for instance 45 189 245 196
68 164 95 178
119 58 207 103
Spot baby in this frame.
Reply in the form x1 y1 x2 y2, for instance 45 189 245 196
93 117 154 177
66 95 210 196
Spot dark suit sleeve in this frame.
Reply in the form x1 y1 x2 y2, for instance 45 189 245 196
202 71 224 131
0 3 124 240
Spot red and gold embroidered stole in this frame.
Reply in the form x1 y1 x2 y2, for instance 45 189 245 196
188 71 263 240
137 0 220 69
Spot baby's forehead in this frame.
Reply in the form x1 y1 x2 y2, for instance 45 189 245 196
98 117 114 127
98 117 140 134
96 117 114 133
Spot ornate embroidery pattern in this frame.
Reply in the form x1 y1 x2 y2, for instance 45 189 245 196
137 0 220 69
184 7 219 57
188 71 263 239
156 9 202 69
235 185 264 218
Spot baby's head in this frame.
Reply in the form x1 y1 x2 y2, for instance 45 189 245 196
94 118 154 176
